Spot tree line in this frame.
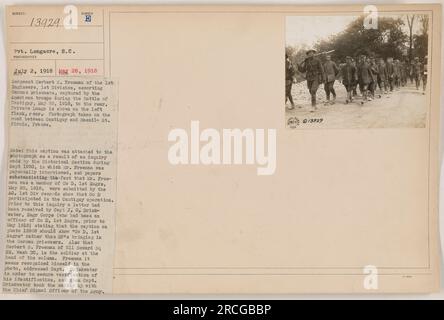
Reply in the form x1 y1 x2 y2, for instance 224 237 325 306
286 15 429 82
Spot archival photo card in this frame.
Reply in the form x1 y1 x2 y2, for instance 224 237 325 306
1 4 441 295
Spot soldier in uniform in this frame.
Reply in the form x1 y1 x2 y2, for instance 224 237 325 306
340 56 357 103
422 56 428 92
322 54 339 104
401 59 409 86
357 55 373 102
393 59 401 89
351 58 358 97
385 57 395 92
285 53 296 109
412 57 423 90
368 56 379 98
356 55 364 96
297 49 325 112
377 57 388 94
409 60 415 84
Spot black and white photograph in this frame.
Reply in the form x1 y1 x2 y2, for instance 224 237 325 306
285 13 430 129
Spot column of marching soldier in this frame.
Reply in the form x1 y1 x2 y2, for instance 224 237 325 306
285 49 428 112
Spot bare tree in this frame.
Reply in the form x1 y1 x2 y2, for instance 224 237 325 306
406 15 416 61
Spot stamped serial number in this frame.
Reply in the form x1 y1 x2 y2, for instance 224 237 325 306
30 17 61 27
302 118 324 124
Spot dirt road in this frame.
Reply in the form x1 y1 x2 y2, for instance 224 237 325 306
285 80 427 129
